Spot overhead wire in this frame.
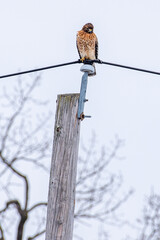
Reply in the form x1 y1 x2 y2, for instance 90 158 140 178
0 60 80 79
0 59 160 79
94 60 160 76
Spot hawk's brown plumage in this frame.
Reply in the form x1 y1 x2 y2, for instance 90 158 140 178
76 23 98 76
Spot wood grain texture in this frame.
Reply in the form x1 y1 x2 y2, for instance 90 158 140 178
45 94 80 240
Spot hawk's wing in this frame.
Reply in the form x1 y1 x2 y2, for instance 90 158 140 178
76 33 81 59
95 37 98 59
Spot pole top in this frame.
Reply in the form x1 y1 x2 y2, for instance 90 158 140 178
80 64 95 74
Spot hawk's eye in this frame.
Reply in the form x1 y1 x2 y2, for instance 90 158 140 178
88 28 93 33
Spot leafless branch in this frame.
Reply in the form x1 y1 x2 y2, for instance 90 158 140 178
0 225 4 240
126 193 160 240
0 76 40 153
0 200 21 214
0 77 132 240
28 203 47 213
0 152 29 211
75 135 132 227
27 229 45 240
0 76 51 240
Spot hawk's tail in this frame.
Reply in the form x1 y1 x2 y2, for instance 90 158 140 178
88 63 96 77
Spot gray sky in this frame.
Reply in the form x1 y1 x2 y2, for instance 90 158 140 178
1 0 160 239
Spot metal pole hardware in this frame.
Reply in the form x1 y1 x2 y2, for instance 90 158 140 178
77 64 95 120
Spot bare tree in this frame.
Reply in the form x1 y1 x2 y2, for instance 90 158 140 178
74 135 133 239
135 193 160 240
75 135 132 224
123 192 160 240
0 77 132 240
0 76 51 240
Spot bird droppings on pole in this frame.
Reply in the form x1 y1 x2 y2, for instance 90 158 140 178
45 94 80 240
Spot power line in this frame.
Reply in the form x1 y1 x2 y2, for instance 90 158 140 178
94 60 160 76
0 60 80 79
0 59 160 79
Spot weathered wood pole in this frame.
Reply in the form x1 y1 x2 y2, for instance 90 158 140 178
45 94 80 240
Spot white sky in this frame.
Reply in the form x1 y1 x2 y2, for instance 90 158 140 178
0 0 160 239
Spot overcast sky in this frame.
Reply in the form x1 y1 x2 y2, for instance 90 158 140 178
1 0 160 239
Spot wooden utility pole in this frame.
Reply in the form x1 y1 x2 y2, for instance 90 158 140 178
45 94 81 240
45 65 94 240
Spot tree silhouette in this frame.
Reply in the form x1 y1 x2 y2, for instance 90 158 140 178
0 77 132 240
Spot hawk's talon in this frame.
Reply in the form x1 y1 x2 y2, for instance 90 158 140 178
79 58 93 65
80 57 86 62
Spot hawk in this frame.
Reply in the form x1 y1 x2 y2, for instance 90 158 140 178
76 23 98 76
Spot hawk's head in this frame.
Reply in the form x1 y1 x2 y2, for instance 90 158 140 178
82 23 94 34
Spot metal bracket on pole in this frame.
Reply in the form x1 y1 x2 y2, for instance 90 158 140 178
77 64 95 120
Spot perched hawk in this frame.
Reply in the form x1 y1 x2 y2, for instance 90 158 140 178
76 23 98 76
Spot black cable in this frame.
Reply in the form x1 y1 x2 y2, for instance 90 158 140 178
0 60 80 79
0 59 160 79
94 60 160 76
